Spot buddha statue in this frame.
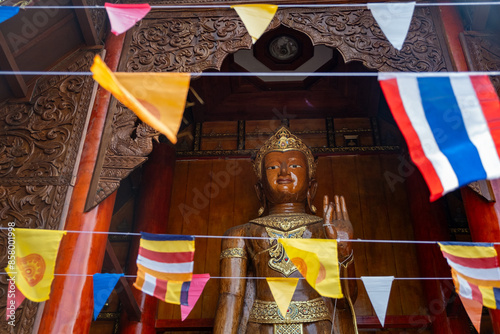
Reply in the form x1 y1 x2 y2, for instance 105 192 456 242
214 127 357 334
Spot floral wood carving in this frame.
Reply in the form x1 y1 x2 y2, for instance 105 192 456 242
281 7 447 72
0 48 99 333
86 0 107 42
86 102 158 210
460 32 500 95
124 7 446 73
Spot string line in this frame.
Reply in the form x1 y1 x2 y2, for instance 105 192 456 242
0 272 453 280
3 71 500 77
20 2 500 9
0 227 491 245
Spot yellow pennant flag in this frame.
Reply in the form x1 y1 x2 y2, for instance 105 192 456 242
232 4 278 44
278 238 343 298
266 277 298 317
91 55 190 144
5 228 66 302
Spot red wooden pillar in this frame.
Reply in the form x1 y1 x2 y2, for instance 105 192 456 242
439 3 500 332
38 31 126 333
120 142 176 334
406 171 470 334
462 180 500 333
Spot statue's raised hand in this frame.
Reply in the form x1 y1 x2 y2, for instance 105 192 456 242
323 195 353 261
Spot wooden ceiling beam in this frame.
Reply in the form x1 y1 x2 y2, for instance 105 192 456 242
104 240 142 322
0 31 27 97
72 0 99 45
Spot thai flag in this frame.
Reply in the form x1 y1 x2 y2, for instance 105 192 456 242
379 73 500 200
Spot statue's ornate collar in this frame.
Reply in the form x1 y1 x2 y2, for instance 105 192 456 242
250 213 321 231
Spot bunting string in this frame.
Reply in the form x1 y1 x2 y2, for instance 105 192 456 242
0 272 453 280
18 2 500 9
3 71 500 77
0 227 494 245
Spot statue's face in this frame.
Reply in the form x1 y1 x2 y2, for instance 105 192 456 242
262 150 309 204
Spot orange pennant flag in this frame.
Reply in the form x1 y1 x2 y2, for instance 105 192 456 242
91 55 190 144
459 294 483 333
232 4 278 44
266 277 298 317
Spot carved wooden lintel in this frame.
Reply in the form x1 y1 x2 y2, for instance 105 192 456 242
121 7 447 73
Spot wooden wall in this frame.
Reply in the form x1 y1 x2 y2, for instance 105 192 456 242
158 154 430 331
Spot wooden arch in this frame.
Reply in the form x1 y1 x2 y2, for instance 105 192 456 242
85 6 452 209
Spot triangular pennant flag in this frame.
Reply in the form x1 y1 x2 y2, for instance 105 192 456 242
93 273 124 320
180 274 210 321
266 277 298 317
6 288 25 321
378 74 500 201
367 2 415 50
0 7 19 24
459 294 483 333
231 4 278 44
105 3 151 36
5 228 66 302
361 276 394 327
278 238 343 298
91 55 190 144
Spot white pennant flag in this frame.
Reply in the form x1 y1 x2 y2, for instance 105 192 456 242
367 2 415 50
361 276 394 327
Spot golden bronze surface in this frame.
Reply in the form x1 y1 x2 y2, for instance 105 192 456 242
250 213 322 231
249 298 330 324
274 323 303 334
220 248 247 260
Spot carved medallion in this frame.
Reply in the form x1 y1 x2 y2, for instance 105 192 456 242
18 254 46 287
265 226 306 277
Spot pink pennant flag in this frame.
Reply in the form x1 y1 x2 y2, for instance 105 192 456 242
105 3 151 36
180 274 210 321
6 287 25 321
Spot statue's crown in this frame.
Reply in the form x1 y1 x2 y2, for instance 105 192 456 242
253 126 316 180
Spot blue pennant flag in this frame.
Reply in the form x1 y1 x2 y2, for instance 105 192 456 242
93 273 124 320
0 7 20 24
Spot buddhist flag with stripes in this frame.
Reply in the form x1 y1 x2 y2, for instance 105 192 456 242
379 74 500 201
439 242 500 309
133 233 194 304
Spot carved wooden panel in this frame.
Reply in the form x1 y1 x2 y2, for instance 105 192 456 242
87 103 158 209
460 32 500 95
0 48 99 333
87 0 107 42
123 7 447 73
281 7 447 72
